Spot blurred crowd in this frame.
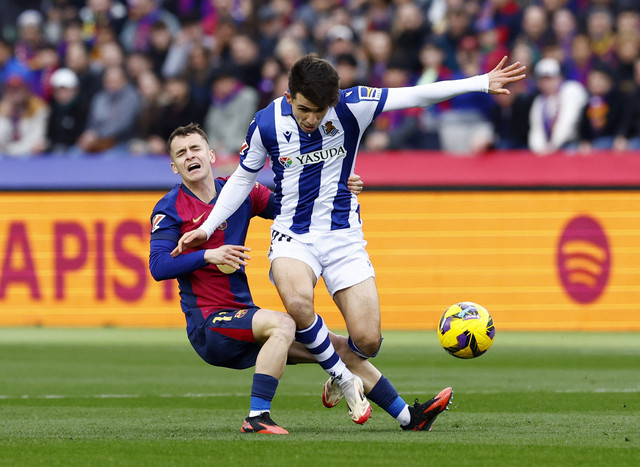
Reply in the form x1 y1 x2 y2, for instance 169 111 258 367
1 0 640 160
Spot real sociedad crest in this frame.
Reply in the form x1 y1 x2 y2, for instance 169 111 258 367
279 156 293 168
322 120 339 136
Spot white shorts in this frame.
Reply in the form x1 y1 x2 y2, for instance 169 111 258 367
268 228 375 296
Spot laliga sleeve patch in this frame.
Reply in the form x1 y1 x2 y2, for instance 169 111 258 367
358 86 382 101
151 214 166 233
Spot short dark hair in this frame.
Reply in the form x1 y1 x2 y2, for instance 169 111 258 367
288 53 340 108
167 123 210 154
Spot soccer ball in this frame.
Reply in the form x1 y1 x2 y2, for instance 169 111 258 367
437 302 495 359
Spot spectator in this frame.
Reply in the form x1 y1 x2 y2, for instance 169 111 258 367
91 40 125 74
335 53 361 89
14 9 46 70
147 20 173 77
30 43 61 101
390 2 429 74
129 69 164 155
46 67 88 153
477 19 511 74
78 0 127 43
416 38 454 149
75 65 141 154
148 75 207 153
476 0 523 49
617 56 640 150
203 68 259 161
585 6 616 67
578 63 625 152
161 15 211 79
119 0 180 54
256 56 286 109
362 30 393 88
256 5 283 59
439 36 495 154
363 58 424 151
489 86 532 150
434 4 474 72
125 50 154 82
63 41 102 101
0 71 49 157
528 57 588 155
229 34 262 88
614 31 639 94
565 34 594 86
517 4 551 65
0 39 24 88
180 43 213 103
551 8 578 63
324 24 358 67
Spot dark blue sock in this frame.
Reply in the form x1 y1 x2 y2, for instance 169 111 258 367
250 373 279 413
367 376 407 418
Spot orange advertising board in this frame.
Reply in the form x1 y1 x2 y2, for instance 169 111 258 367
1 191 639 330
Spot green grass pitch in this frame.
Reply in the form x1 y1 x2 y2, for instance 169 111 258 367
0 328 638 466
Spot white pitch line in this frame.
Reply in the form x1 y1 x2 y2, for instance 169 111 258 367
1 388 639 400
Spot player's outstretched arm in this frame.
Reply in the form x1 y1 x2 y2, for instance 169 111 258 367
383 56 526 112
487 56 526 95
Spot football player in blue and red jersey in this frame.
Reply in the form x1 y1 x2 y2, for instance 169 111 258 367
149 123 374 434
173 55 525 430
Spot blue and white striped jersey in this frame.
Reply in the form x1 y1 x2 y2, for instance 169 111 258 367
237 86 389 237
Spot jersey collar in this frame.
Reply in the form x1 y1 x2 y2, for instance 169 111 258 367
280 95 292 116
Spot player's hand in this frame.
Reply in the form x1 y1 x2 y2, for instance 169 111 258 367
204 245 252 269
171 228 208 257
487 56 526 95
347 174 364 195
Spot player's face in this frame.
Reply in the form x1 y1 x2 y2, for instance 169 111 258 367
170 133 215 183
285 91 330 134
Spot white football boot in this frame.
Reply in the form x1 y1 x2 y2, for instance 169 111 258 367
336 374 371 424
322 376 343 408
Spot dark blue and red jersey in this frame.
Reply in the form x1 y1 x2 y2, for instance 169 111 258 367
149 177 274 335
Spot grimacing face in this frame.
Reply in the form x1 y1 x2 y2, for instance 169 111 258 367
285 91 330 134
170 132 215 183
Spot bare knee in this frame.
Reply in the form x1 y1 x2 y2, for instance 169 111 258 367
271 312 296 344
282 294 315 328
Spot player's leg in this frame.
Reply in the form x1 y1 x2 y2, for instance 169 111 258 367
268 232 362 379
323 334 454 431
320 229 452 431
270 254 370 424
333 277 382 358
240 308 295 434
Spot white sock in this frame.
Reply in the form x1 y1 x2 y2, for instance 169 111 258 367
396 405 411 426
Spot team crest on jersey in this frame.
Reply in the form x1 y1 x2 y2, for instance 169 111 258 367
278 156 294 168
322 121 339 136
234 309 248 319
278 145 347 168
359 86 382 101
217 221 228 230
151 214 166 233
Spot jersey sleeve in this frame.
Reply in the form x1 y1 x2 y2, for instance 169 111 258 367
383 74 489 111
149 198 183 243
342 86 390 128
238 116 269 173
148 197 207 280
249 182 276 219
